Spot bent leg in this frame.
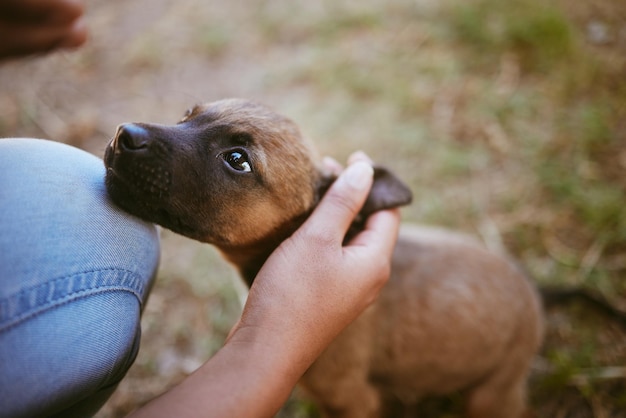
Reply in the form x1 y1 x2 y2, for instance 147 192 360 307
0 138 160 417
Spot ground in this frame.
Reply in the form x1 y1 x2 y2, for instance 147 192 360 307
1 0 625 416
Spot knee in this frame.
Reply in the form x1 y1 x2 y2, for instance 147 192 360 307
0 138 160 297
0 290 144 418
0 138 160 417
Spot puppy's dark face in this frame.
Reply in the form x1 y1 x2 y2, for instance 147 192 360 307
104 99 320 248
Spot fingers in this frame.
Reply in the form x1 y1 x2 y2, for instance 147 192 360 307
350 208 400 249
343 208 400 296
347 208 400 291
1 19 86 54
0 0 85 24
347 150 373 165
0 0 87 60
302 159 374 244
322 151 373 177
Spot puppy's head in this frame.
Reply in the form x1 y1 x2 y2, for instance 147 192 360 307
105 98 321 248
104 98 412 261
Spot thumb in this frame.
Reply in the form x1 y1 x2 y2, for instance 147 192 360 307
302 160 374 241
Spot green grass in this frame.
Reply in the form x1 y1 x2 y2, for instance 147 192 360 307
439 0 624 274
195 25 232 57
446 0 576 72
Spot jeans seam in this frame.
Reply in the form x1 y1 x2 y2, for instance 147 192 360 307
0 268 146 332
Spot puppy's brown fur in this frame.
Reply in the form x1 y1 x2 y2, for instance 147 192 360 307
104 99 544 418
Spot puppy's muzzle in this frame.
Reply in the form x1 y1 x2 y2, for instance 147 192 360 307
105 123 172 202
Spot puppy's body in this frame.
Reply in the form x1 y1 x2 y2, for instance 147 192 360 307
104 99 543 418
305 225 542 417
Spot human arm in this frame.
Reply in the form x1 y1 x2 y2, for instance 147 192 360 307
128 154 401 418
0 0 87 60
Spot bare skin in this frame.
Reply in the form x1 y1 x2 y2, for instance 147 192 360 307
0 0 87 60
128 155 401 418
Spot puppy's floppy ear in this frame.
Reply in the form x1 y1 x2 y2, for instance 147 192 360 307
315 165 413 217
361 166 413 217
315 165 411 241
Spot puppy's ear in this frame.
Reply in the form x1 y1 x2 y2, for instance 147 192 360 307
315 165 411 241
315 165 413 217
361 166 413 217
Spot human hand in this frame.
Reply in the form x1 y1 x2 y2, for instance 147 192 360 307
0 0 87 60
128 152 401 418
229 151 401 372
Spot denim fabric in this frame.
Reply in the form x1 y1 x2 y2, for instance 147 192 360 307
0 138 160 417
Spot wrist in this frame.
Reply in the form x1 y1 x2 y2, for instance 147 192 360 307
225 321 312 384
132 326 307 418
192 327 305 417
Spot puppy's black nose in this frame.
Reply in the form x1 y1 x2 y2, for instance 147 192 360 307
116 123 150 151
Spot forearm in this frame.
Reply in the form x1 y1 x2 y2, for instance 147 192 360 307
127 282 352 418
0 0 87 60
128 335 304 418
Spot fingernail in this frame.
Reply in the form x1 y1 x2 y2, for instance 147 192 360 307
347 150 373 165
49 1 85 25
53 18 88 51
343 161 373 190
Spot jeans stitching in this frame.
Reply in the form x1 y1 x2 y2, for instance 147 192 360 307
0 268 147 332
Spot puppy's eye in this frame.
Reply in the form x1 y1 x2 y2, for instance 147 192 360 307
223 150 252 173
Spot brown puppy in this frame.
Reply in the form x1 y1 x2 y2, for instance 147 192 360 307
104 99 544 418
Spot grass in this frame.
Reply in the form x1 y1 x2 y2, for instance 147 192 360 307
445 0 576 72
440 0 624 274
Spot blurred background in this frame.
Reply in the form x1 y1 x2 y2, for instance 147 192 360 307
1 0 625 416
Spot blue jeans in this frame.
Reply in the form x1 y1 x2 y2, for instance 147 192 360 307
0 138 160 417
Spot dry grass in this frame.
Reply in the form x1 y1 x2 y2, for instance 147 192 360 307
1 0 624 416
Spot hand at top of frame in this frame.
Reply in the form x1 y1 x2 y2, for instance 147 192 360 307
0 0 87 60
